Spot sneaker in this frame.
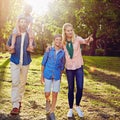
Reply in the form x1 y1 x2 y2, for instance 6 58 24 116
67 109 73 117
46 100 51 114
10 108 20 115
75 106 84 117
49 112 56 120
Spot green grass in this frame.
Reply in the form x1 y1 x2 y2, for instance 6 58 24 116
0 54 120 120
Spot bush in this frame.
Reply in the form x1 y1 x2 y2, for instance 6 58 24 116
106 48 120 56
95 49 105 56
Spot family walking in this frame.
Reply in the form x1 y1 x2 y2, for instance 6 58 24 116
7 4 93 120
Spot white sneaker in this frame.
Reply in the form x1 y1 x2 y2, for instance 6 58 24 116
75 106 84 117
67 109 73 117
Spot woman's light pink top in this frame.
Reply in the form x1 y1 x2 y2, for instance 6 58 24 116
63 36 86 70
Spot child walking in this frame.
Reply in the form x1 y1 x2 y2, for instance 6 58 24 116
9 4 34 53
41 34 65 120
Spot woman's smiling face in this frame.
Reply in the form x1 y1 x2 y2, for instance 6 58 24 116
65 26 73 39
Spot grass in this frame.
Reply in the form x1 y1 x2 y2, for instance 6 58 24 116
0 53 120 120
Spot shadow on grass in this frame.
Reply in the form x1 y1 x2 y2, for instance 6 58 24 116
90 69 120 89
0 113 21 120
46 114 50 120
84 56 120 73
84 89 120 112
28 100 44 110
68 114 84 120
68 114 76 120
84 65 120 89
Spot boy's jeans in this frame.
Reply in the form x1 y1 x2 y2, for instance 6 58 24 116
10 62 29 108
66 66 84 109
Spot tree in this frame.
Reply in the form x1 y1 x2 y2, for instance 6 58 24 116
0 0 120 56
45 0 120 56
0 0 23 52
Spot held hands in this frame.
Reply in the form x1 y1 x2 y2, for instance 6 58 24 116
6 45 15 54
46 44 51 52
17 30 21 36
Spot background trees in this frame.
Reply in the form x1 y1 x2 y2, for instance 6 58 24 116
0 0 120 56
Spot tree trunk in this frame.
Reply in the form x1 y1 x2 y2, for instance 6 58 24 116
103 36 107 56
89 30 97 56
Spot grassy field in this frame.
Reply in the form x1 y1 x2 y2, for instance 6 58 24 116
0 53 120 120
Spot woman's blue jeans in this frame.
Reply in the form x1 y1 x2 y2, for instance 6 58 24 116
66 66 84 109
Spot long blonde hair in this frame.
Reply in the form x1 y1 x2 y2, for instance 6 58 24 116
62 23 75 45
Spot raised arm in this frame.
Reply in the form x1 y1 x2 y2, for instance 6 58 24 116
16 18 21 35
28 22 33 33
84 34 93 45
77 34 93 45
28 16 33 36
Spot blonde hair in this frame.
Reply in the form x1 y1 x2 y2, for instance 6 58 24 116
62 23 75 45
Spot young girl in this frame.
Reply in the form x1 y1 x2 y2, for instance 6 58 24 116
9 4 34 53
62 23 93 118
41 34 65 120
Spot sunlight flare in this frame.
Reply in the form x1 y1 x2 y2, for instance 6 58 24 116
24 0 54 15
89 66 96 73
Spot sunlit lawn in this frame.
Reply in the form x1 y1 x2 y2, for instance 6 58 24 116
0 53 120 120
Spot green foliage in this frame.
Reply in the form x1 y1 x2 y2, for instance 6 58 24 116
0 0 23 52
1 21 13 40
95 48 105 56
0 0 120 56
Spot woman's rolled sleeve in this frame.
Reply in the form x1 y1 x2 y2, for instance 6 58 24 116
77 36 86 44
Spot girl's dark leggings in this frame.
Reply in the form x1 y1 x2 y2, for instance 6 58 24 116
66 66 84 109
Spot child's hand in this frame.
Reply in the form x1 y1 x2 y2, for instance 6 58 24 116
9 45 14 50
41 75 45 84
17 31 21 36
46 44 51 52
27 46 34 53
7 46 15 54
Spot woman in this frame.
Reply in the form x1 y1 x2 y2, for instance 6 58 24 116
62 23 93 118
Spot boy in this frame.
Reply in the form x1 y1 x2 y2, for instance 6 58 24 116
9 4 34 53
41 34 65 120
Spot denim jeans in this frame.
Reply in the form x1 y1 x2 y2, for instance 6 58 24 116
66 66 84 108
